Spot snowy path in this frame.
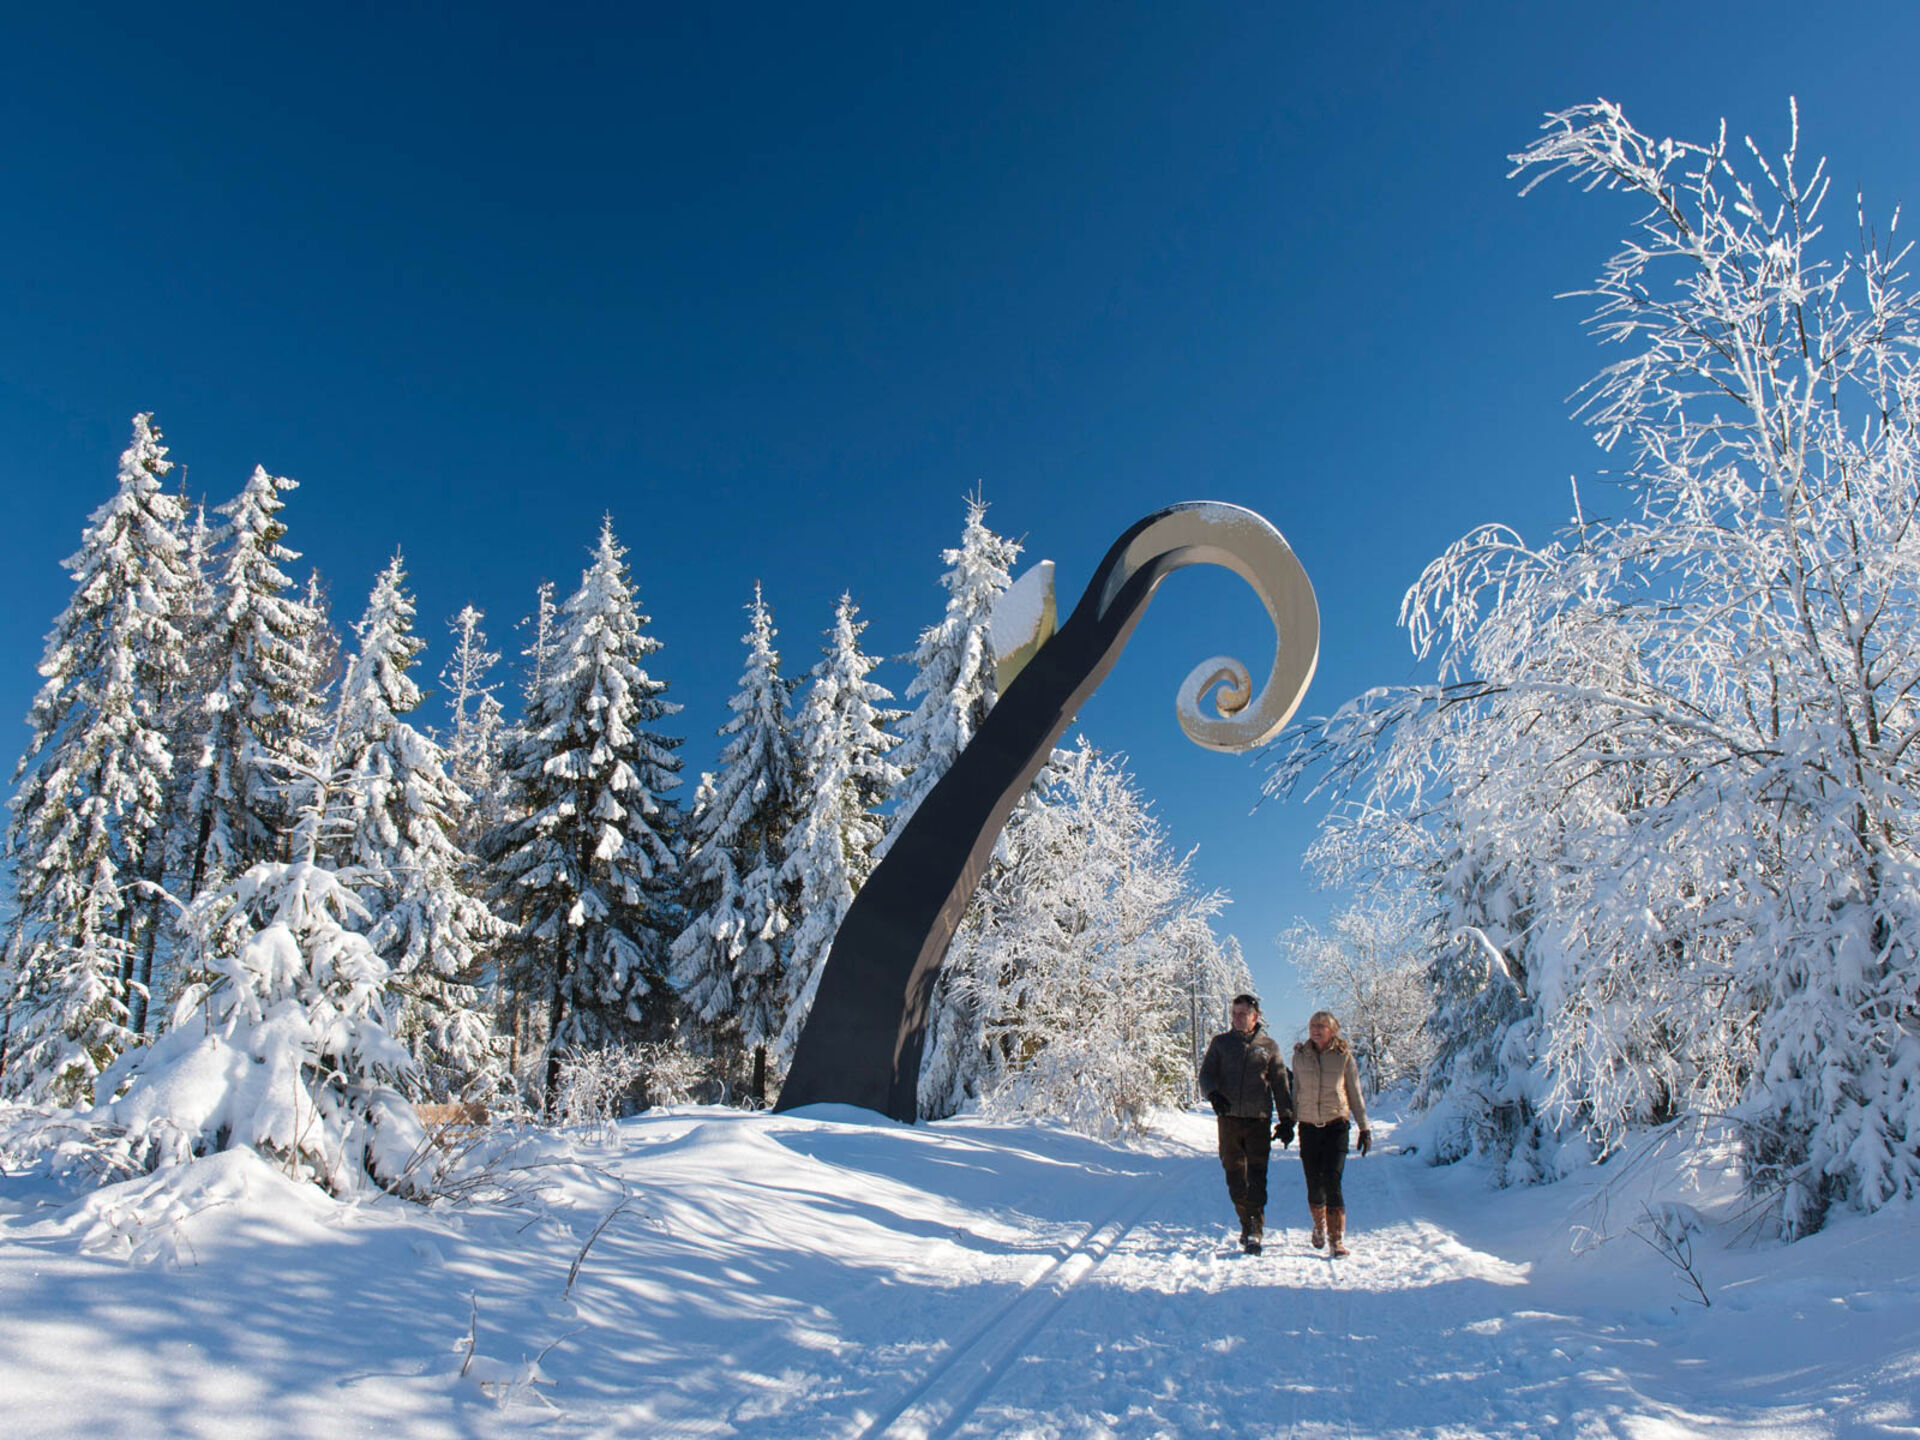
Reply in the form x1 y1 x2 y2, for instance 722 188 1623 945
2 1105 1915 1439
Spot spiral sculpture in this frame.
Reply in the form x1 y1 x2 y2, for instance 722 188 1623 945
774 501 1319 1120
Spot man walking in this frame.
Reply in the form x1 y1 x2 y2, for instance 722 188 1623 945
1198 992 1294 1254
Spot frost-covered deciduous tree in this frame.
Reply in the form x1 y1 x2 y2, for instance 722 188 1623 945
915 793 1030 1119
668 584 799 1102
181 464 327 900
327 555 510 1102
914 749 1068 1119
489 522 682 1112
879 494 1021 855
917 742 1245 1125
1279 890 1435 1096
1273 100 1920 1231
1170 918 1254 1097
960 741 1225 1137
2 416 192 1101
777 593 902 1060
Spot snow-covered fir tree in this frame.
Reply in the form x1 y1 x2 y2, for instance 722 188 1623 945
777 593 902 1061
180 464 327 901
326 555 509 1102
668 583 799 1102
2 416 192 1102
80 794 432 1199
879 494 1021 856
489 521 682 1112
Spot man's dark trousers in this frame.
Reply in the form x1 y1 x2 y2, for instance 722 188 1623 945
1216 1115 1272 1224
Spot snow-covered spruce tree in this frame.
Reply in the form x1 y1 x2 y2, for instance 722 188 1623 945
495 579 561 1081
517 579 561 711
961 740 1222 1137
162 493 219 837
488 522 682 1113
668 583 799 1103
80 795 431 1199
880 495 1020 1111
179 464 327 901
1279 888 1436 1096
326 555 510 1102
1274 101 1920 1230
2 416 192 1101
776 593 903 1062
296 570 343 713
440 604 509 845
879 493 1021 855
147 490 223 1027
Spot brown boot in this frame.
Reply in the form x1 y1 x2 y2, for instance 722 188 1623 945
1310 1205 1327 1249
1328 1207 1349 1258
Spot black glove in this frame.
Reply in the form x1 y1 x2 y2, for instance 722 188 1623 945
1273 1119 1295 1147
1207 1091 1230 1116
1357 1127 1372 1156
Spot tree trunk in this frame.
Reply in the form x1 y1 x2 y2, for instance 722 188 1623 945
129 883 167 1037
543 936 572 1119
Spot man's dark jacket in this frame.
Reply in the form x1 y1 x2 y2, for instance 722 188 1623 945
1198 1025 1294 1122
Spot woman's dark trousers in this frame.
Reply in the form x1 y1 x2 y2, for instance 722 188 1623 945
1299 1119 1350 1209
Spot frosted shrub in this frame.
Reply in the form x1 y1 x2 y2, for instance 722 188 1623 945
554 1039 712 1134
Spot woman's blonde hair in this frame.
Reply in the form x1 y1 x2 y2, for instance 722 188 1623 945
1308 1010 1350 1054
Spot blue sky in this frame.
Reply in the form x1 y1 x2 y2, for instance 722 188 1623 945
5 3 1918 1034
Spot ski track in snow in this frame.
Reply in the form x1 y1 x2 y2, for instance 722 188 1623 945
2 1105 1916 1439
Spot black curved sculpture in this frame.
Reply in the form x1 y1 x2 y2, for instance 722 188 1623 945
774 502 1319 1121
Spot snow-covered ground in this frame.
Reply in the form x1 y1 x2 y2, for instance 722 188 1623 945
1 1103 1914 1439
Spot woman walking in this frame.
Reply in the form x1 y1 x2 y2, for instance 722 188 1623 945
1291 1010 1371 1257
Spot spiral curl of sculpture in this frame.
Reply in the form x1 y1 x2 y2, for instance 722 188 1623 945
774 500 1320 1121
1096 502 1320 752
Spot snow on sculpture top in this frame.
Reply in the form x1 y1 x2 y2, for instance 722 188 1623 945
990 559 1058 694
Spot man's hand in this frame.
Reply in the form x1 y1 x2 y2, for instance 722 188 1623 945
1356 1127 1372 1156
1273 1119 1295 1148
1207 1091 1230 1117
